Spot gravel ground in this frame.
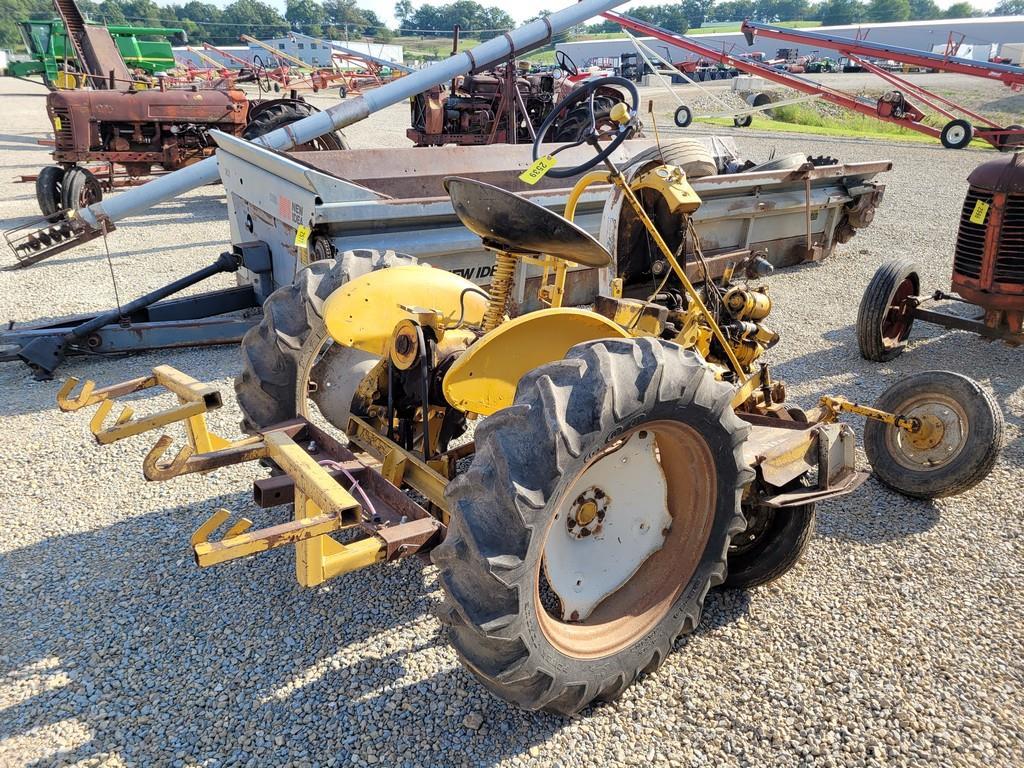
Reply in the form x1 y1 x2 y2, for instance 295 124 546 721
0 76 1021 767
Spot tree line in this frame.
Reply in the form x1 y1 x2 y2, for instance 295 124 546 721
3 0 1022 54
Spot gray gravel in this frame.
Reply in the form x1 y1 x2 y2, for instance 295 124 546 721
0 76 1021 767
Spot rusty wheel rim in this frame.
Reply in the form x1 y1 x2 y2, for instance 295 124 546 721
881 277 915 349
536 421 717 660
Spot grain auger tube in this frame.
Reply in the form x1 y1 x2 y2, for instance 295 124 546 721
58 77 1004 716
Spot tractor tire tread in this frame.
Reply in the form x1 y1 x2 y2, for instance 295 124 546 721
857 258 919 362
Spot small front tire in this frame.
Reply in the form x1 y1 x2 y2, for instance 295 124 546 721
726 492 816 590
857 259 919 362
674 105 693 128
864 371 1003 499
61 166 102 210
35 165 65 219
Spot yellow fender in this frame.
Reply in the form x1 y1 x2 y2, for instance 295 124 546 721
442 308 629 417
323 265 488 356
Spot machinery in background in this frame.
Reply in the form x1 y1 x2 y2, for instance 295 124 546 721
7 18 184 88
34 90 347 217
858 153 1024 358
407 44 635 146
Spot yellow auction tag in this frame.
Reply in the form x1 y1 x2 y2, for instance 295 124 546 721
294 224 311 248
969 199 990 225
53 116 62 131
519 155 556 185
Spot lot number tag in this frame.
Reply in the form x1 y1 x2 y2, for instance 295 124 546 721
520 155 557 185
294 224 311 249
970 200 990 225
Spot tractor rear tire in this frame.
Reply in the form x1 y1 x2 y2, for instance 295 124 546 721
727 487 816 590
235 249 416 433
626 138 718 179
36 165 65 219
857 258 920 362
864 371 1003 499
243 100 349 151
433 337 751 715
61 166 102 210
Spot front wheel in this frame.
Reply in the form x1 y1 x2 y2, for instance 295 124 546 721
726 491 815 590
35 165 65 219
864 371 1003 499
433 337 752 715
857 259 919 362
61 166 102 210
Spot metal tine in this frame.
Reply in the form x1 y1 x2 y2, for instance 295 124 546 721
225 518 254 538
56 377 96 412
143 435 196 482
57 373 156 412
190 508 231 547
143 433 270 481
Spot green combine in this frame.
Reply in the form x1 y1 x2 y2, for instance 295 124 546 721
7 19 185 87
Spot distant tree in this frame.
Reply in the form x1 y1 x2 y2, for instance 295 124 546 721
713 0 758 20
395 0 414 26
992 0 1023 12
756 0 810 21
819 0 865 24
286 0 326 32
944 1 979 16
907 0 939 19
680 0 715 27
866 0 910 21
626 4 691 33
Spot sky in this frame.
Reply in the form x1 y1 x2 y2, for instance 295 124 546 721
159 0 1002 29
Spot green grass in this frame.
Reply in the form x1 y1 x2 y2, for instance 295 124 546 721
696 102 991 148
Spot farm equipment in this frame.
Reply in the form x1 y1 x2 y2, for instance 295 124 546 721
4 0 635 266
7 17 184 89
1 124 889 378
858 153 1024 357
601 12 1024 150
407 42 635 146
58 77 1002 716
32 89 348 218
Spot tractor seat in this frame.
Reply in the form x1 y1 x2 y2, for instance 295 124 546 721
444 176 612 268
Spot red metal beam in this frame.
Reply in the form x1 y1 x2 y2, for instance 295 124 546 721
741 20 1024 89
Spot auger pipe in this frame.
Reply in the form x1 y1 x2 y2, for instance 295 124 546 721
73 0 629 231
741 20 1024 87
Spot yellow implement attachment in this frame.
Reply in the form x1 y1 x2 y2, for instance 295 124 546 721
56 367 445 587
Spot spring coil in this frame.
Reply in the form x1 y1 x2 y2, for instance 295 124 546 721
482 252 518 332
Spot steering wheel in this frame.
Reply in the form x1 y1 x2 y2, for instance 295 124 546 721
555 50 579 77
533 76 640 179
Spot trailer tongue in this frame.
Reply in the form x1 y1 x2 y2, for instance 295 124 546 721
4 0 632 268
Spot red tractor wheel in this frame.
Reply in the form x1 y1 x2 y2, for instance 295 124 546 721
857 259 920 362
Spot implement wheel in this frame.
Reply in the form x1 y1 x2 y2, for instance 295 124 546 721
857 259 919 362
35 165 65 219
940 119 974 150
433 338 751 715
864 371 1003 499
235 249 416 433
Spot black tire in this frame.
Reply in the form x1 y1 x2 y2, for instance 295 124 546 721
864 371 1003 499
243 100 349 151
857 259 920 362
36 165 64 219
61 166 102 210
733 114 753 128
674 104 693 128
338 85 348 99
235 248 416 433
433 338 751 715
626 138 717 179
940 119 974 150
726 489 815 590
998 123 1023 151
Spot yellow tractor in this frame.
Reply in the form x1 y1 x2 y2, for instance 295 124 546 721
59 77 1003 715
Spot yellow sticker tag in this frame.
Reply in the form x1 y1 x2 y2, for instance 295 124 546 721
519 155 556 185
294 224 311 249
53 116 62 132
969 199 990 225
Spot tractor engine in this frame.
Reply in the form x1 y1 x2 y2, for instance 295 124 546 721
952 153 1024 335
407 65 557 145
46 87 249 171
